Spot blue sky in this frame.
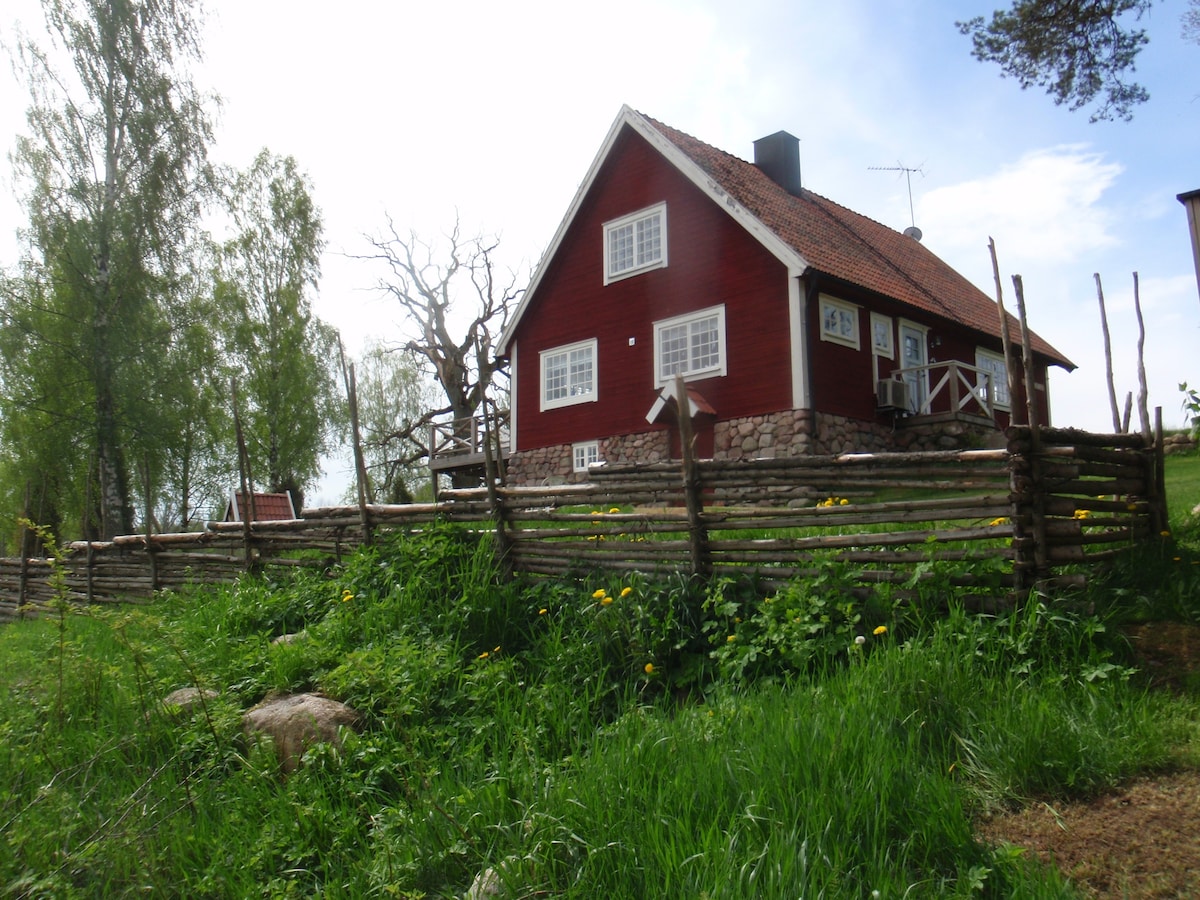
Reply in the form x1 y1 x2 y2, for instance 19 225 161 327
2 0 1198 502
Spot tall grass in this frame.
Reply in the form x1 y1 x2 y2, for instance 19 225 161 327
0 522 1195 897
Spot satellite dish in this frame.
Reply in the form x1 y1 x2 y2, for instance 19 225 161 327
903 225 923 242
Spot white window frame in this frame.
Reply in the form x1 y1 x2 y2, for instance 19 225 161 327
540 338 598 411
819 295 860 350
653 304 727 387
572 441 600 473
870 312 894 360
975 348 1011 410
603 203 667 284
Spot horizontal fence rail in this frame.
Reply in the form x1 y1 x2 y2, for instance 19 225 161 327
1 425 1166 621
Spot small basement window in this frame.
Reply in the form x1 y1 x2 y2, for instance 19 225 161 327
573 441 600 472
604 203 667 283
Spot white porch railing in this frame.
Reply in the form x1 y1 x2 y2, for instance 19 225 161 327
887 361 1001 421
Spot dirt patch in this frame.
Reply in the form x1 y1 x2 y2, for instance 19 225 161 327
977 771 1200 897
976 622 1200 898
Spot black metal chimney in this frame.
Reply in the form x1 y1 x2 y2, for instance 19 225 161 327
753 131 802 195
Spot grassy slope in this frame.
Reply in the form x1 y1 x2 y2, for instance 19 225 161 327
0 456 1196 898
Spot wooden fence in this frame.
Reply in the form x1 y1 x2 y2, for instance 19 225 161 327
0 425 1167 621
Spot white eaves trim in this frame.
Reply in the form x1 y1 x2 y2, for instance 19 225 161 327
497 105 811 355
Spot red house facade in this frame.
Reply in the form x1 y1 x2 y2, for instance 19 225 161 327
497 107 1074 486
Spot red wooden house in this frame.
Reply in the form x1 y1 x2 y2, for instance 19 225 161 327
495 107 1074 486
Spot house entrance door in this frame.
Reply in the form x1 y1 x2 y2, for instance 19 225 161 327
899 323 928 414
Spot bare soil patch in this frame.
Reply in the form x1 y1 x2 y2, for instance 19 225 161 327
976 622 1200 898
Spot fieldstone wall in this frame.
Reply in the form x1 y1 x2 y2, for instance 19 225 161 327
505 410 999 486
504 431 671 486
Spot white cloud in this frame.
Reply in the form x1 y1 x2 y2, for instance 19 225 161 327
920 146 1124 266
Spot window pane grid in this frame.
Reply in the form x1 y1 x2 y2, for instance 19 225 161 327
606 207 664 279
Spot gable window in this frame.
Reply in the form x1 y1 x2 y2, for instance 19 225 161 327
870 313 894 359
604 203 667 283
654 305 727 385
819 295 860 349
975 349 1010 409
541 338 597 411
573 441 601 472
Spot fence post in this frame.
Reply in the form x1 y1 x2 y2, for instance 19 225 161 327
675 376 710 579
1150 406 1168 534
345 363 375 548
481 406 513 579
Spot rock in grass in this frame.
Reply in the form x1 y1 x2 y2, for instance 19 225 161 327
241 693 358 773
162 687 218 717
464 866 502 899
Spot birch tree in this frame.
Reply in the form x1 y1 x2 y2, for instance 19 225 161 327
6 0 214 538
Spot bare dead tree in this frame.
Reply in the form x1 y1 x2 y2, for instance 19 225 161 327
358 216 520 487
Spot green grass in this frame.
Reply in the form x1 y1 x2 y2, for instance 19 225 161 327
0 516 1197 897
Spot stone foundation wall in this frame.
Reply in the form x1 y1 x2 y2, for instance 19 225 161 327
504 431 671 487
505 410 998 486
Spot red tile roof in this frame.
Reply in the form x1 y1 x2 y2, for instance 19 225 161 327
225 491 297 522
644 116 1074 369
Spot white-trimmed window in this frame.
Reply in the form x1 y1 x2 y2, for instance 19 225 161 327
604 203 666 283
573 441 600 472
654 305 727 385
870 312 894 359
975 349 1010 409
541 339 597 411
819 295 860 349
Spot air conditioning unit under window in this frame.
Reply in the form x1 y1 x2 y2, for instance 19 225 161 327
876 378 910 410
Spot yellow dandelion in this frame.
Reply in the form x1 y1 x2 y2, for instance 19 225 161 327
609 507 621 514
601 595 613 606
839 498 849 505
727 634 736 643
620 586 633 597
493 645 501 653
1161 530 1171 538
592 589 606 599
478 651 489 659
644 663 655 675
538 608 548 615
989 517 1008 527
873 625 888 636
1127 503 1139 512
1175 556 1183 562
341 590 354 603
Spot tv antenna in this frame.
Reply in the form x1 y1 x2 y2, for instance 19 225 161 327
869 162 924 240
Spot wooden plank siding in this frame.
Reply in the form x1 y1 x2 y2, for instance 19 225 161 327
513 128 795 453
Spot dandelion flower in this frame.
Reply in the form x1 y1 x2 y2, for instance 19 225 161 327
854 635 866 646
341 590 354 603
1161 530 1171 538
839 498 849 505
493 646 500 653
873 625 888 636
601 595 613 606
478 651 489 659
538 608 548 615
620 586 633 598
644 663 655 675
609 507 621 514
727 634 737 643
592 589 606 599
